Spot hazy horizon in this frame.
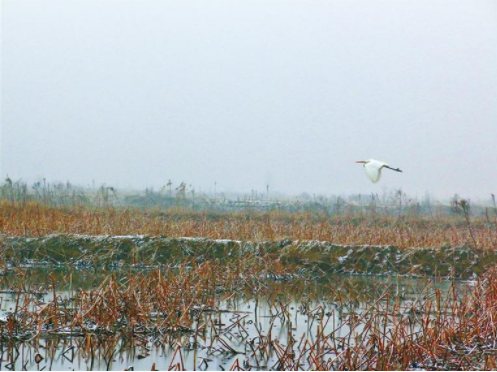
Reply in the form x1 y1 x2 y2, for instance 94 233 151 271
2 0 497 199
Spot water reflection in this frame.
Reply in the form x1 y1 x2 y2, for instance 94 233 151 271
0 268 467 371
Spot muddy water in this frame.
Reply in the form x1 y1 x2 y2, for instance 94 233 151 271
0 269 468 371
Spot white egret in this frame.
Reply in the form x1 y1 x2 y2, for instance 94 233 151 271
356 159 402 183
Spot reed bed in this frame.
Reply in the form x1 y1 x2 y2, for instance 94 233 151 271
0 261 497 370
1 201 497 249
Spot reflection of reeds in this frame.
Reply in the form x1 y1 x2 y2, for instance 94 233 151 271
1 201 497 249
1 265 497 370
238 270 497 370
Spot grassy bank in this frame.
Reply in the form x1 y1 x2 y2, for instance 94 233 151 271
0 234 492 278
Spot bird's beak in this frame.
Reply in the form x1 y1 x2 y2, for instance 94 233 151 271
355 160 366 164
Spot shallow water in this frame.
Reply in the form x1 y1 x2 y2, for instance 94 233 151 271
0 268 468 371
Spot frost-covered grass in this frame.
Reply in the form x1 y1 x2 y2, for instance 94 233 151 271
0 234 493 278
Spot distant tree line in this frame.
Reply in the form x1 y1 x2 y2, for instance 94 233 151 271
1 178 497 219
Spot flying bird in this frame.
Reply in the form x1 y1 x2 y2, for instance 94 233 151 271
356 159 402 183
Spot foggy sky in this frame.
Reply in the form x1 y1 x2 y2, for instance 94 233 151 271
2 0 497 198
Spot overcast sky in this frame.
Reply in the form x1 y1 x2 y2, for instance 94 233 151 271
2 0 496 198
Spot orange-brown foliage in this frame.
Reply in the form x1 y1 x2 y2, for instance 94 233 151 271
1 201 496 249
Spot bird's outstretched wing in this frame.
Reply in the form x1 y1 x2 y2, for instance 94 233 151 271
364 162 383 183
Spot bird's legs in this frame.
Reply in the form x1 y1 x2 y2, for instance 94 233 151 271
384 166 402 172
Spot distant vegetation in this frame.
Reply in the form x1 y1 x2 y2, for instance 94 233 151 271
1 177 496 216
1 178 496 249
